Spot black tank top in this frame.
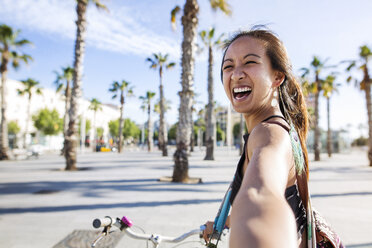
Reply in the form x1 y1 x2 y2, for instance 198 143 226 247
230 115 307 237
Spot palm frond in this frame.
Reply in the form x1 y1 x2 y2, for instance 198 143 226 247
36 88 43 95
346 76 353 83
20 54 33 64
166 62 176 69
299 67 309 78
14 39 33 47
208 27 215 40
56 83 64 93
154 53 160 61
209 0 232 15
147 91 156 99
12 58 20 70
199 30 207 44
170 6 181 31
214 33 225 47
17 89 25 96
127 88 134 96
360 45 372 58
146 57 156 69
91 0 109 12
346 61 356 71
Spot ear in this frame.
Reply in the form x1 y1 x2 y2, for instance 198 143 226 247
272 71 285 87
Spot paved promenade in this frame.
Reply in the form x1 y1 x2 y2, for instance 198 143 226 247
0 146 371 248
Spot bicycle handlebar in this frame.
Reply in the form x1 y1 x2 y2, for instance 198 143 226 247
92 216 113 228
92 216 207 247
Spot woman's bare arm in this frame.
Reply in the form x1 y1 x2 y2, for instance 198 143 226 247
229 123 297 248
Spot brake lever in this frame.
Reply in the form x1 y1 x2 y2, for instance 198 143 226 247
91 226 111 248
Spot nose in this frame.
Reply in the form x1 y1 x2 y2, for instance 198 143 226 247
231 66 245 82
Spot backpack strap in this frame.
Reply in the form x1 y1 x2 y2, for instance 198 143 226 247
289 125 316 248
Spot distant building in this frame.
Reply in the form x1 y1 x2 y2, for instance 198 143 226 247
307 129 352 154
4 78 120 150
215 105 241 146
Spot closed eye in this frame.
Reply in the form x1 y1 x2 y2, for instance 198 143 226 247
223 65 233 70
245 61 257 65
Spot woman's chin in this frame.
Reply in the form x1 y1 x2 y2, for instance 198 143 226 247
231 104 250 114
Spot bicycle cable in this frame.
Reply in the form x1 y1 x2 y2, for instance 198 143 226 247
132 224 149 248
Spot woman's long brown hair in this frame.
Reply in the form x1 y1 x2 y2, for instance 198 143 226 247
221 27 310 184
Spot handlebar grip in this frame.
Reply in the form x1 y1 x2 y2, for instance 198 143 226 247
92 216 113 228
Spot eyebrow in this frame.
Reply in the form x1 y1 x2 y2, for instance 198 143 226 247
243 53 261 59
223 53 261 64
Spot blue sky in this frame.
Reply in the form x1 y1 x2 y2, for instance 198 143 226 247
1 0 372 138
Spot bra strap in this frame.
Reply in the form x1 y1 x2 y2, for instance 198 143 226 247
261 115 290 132
261 115 286 123
265 120 290 132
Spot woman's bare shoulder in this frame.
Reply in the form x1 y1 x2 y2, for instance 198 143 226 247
247 121 291 154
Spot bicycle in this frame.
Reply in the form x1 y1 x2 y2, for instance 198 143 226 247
91 215 226 248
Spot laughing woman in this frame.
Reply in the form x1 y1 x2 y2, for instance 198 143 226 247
203 28 309 248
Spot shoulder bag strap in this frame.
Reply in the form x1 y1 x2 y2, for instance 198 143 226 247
290 124 316 248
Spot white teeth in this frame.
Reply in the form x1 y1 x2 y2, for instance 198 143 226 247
233 87 251 93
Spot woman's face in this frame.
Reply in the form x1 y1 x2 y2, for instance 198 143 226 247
222 36 282 114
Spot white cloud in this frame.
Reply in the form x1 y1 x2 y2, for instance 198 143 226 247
0 0 180 58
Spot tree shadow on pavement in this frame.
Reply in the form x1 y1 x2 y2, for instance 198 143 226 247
310 166 372 174
311 191 372 198
0 198 222 214
0 178 222 196
346 242 372 247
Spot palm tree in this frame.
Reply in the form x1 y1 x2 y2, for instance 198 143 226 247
322 74 339 157
17 78 42 148
140 104 146 146
65 0 107 170
190 100 197 152
109 80 133 153
301 56 329 161
54 66 74 154
189 93 203 152
89 98 102 152
199 27 224 160
170 0 231 182
345 45 372 166
154 98 171 151
0 24 32 159
140 91 156 152
195 107 206 149
146 53 175 157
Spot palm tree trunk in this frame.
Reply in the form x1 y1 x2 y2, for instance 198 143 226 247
190 113 194 152
62 80 70 155
118 92 124 153
118 106 124 153
65 0 87 171
365 79 372 167
23 94 31 149
172 0 199 182
0 56 9 160
314 78 321 161
326 97 332 157
159 69 168 156
147 103 153 152
204 45 214 160
92 111 97 152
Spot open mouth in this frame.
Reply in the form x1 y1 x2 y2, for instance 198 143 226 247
233 86 252 100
